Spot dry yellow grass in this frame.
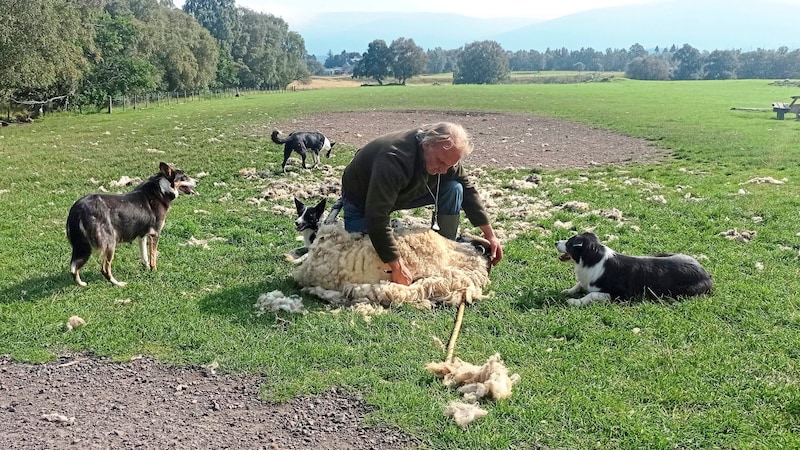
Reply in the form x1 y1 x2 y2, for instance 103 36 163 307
288 76 362 90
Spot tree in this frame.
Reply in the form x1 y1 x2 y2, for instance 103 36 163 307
453 40 509 85
234 9 307 89
624 56 672 80
352 40 392 85
0 0 88 98
78 13 158 105
673 44 704 80
628 43 648 59
426 47 458 74
704 49 739 80
305 54 325 76
182 0 239 48
509 50 544 72
389 37 427 84
156 9 219 91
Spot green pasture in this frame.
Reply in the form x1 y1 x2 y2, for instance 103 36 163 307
1 79 799 449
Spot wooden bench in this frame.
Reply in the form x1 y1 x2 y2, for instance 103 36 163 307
772 95 800 120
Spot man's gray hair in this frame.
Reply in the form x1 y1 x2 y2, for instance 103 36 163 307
417 122 474 156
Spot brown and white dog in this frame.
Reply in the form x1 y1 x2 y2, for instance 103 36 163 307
555 232 712 306
66 162 197 286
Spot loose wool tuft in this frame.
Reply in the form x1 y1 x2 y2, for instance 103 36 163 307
292 224 491 309
444 401 488 428
426 353 521 402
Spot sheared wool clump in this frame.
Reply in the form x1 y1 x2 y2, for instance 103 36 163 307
292 224 491 309
426 353 521 401
427 353 520 427
254 290 305 315
65 316 86 331
444 401 488 428
720 228 756 243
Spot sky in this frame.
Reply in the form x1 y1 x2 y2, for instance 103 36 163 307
231 0 664 25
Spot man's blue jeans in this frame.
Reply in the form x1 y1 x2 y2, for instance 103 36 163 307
343 180 463 233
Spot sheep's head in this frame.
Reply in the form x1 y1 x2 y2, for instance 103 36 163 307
456 234 493 274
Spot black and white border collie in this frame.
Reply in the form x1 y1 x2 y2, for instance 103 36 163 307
271 130 335 172
294 197 326 247
66 162 198 287
555 232 712 306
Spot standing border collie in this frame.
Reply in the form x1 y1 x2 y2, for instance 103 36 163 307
271 130 335 172
66 162 197 287
555 232 712 306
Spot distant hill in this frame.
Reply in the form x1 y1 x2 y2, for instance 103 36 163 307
292 0 800 58
294 12 535 58
488 0 800 52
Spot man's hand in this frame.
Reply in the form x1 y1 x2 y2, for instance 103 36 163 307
486 235 503 265
478 224 504 266
387 258 413 286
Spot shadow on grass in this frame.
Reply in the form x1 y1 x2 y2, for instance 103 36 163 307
195 275 332 325
0 273 74 304
510 288 567 310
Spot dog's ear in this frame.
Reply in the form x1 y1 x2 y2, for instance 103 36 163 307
315 198 327 212
159 162 174 178
294 197 304 215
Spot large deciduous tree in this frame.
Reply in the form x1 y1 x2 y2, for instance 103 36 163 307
673 44 704 80
453 40 510 85
704 49 740 80
182 0 239 48
389 37 427 85
0 0 88 98
352 39 392 85
624 56 672 80
235 9 308 89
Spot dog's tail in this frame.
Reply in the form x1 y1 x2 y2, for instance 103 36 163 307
271 130 288 144
66 206 93 273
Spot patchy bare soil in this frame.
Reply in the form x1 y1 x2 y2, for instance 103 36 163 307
0 354 420 450
270 110 666 169
1 111 664 449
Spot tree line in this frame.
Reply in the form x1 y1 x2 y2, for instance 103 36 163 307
324 42 800 84
1 0 307 112
4 0 800 114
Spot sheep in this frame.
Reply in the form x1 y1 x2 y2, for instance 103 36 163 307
292 223 492 309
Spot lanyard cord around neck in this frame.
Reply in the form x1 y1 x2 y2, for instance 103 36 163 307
426 174 441 231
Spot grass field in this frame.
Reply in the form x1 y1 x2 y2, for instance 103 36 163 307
1 79 800 448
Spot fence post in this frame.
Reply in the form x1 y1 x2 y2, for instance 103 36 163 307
108 96 112 114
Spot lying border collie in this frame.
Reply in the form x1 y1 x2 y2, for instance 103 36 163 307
294 197 326 247
271 130 335 172
555 232 712 306
66 162 197 287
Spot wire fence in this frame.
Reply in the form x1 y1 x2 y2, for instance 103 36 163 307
3 86 297 122
103 86 298 113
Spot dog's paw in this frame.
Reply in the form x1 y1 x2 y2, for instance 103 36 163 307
567 297 592 306
567 292 610 306
284 247 309 265
561 286 582 296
